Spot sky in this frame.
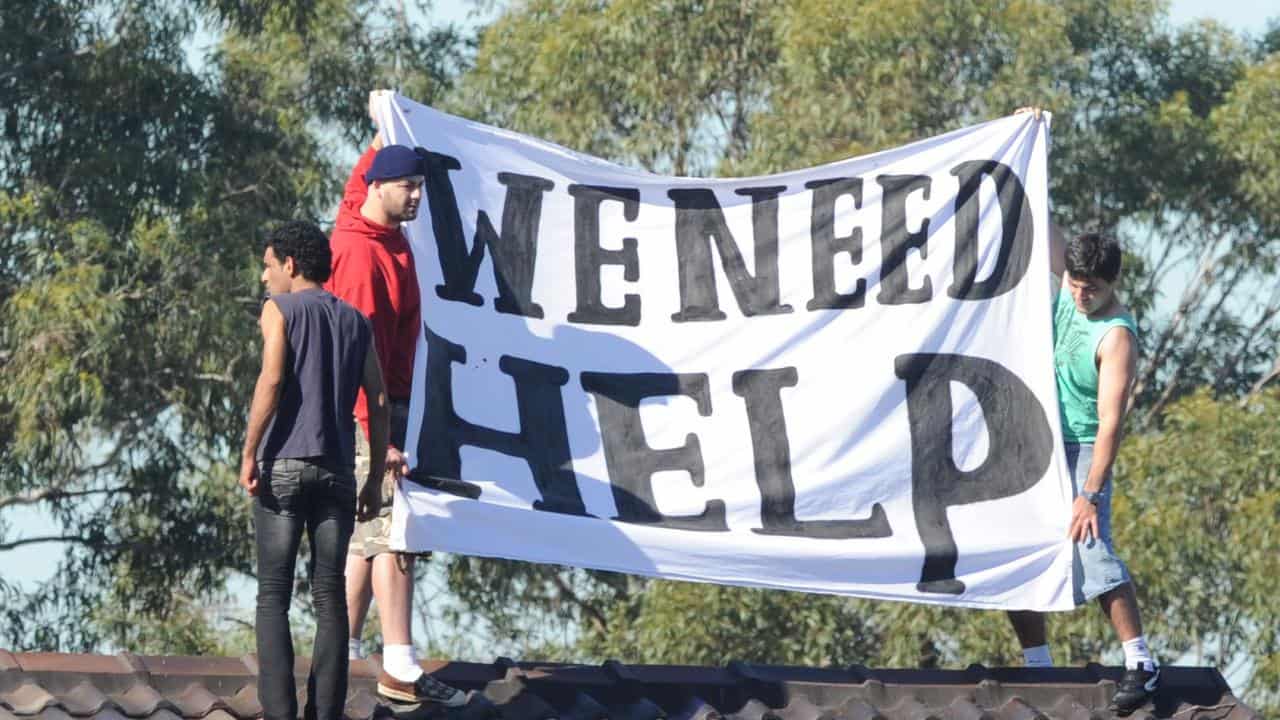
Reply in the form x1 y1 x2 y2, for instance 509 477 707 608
2 0 1277 640
1166 0 1276 34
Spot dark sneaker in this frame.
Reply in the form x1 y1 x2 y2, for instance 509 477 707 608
1110 665 1160 716
377 670 468 707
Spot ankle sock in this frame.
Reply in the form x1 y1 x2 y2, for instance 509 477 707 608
348 638 363 660
1122 636 1157 671
383 643 423 682
1022 644 1053 667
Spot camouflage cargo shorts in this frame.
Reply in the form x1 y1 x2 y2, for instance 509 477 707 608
348 401 430 559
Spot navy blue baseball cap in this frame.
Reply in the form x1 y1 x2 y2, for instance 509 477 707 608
364 145 424 184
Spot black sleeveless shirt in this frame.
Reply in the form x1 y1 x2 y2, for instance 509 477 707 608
257 288 373 468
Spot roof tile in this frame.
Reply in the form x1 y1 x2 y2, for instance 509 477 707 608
218 684 260 719
606 696 666 720
3 680 57 715
557 690 611 720
27 707 77 720
493 689 557 720
107 682 169 716
944 696 992 720
1045 697 1091 720
0 653 1262 720
883 696 938 720
52 682 109 716
725 698 774 720
164 683 226 717
837 697 888 720
344 687 381 720
455 694 500 720
664 695 719 720
989 697 1045 720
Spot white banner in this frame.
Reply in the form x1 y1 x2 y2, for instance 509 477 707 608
379 92 1074 611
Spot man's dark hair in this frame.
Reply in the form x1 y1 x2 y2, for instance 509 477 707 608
265 220 331 283
1065 232 1122 283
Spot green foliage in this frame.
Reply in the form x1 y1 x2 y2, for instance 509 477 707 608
89 590 256 656
582 582 882 667
1117 390 1280 709
456 0 781 174
1212 53 1280 236
749 0 1075 171
0 0 468 651
440 557 625 659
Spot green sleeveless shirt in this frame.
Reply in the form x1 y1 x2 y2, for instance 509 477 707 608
1053 287 1138 443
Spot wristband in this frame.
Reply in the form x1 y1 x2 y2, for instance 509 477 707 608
1081 490 1102 506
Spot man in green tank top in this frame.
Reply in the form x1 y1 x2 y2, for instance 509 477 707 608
1006 230 1160 716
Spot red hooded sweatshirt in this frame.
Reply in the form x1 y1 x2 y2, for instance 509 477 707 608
326 145 422 443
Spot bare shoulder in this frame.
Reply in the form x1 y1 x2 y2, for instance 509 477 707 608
1097 320 1137 368
259 298 285 330
1100 322 1135 347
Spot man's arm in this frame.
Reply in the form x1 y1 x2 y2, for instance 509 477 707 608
1068 326 1137 541
340 143 380 213
1089 326 1137 488
357 340 390 521
239 300 287 495
337 91 390 214
367 90 387 151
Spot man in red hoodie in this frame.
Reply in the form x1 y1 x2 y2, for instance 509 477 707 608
328 110 466 707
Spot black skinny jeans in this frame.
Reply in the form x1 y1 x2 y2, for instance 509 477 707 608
254 457 356 720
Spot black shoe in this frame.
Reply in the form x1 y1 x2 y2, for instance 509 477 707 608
377 670 468 707
1110 665 1160 716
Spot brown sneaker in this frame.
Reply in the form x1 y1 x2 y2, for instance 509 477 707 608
377 669 468 707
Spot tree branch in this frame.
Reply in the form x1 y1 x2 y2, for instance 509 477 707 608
0 534 92 552
0 44 100 83
1131 235 1222 412
217 184 260 202
220 615 254 632
0 480 133 510
549 572 609 636
1215 280 1280 392
1142 260 1248 424
1132 207 1184 303
1243 355 1280 404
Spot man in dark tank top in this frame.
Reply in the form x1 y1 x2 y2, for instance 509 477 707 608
238 220 390 720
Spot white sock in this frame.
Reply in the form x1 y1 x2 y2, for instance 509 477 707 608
348 638 363 660
1022 644 1053 667
383 643 423 682
1122 636 1157 671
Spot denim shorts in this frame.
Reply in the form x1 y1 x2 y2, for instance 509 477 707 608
1067 443 1132 603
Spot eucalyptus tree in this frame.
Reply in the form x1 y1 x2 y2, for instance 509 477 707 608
0 0 468 651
